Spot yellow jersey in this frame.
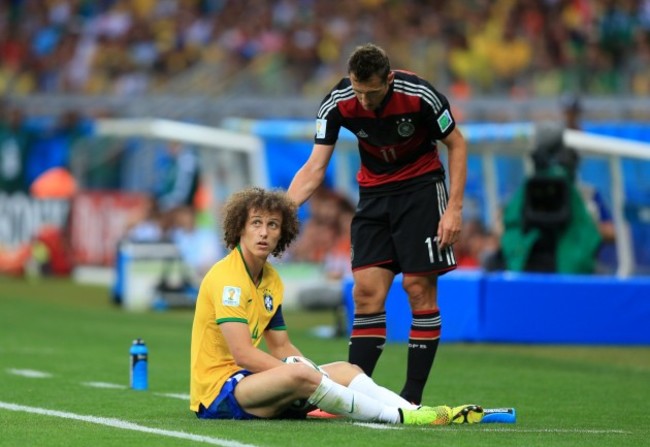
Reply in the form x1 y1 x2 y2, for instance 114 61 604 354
189 246 286 412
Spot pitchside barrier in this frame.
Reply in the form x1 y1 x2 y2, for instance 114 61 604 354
341 271 650 345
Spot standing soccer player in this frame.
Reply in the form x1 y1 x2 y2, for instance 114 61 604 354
287 43 468 404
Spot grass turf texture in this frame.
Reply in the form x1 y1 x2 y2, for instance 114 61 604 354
1 276 648 447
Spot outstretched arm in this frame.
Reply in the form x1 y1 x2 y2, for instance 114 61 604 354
438 127 467 250
287 143 335 206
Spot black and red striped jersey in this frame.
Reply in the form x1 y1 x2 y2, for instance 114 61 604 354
314 70 456 193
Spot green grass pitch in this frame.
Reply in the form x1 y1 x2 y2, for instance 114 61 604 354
1 276 648 447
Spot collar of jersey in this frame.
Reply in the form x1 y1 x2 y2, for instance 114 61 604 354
374 80 394 115
236 244 263 287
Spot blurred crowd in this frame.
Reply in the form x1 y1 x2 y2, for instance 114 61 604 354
0 101 88 194
289 186 355 279
1 0 649 98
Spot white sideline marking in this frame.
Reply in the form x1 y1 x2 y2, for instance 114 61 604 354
0 402 260 447
156 392 190 400
82 382 189 400
83 381 127 389
81 382 190 400
351 423 627 434
353 422 400 430
351 423 628 434
431 427 630 435
477 428 630 435
6 368 52 378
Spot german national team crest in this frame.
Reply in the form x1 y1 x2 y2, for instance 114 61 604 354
263 290 274 312
397 118 415 137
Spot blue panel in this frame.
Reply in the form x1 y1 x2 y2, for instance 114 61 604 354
482 272 650 345
343 271 650 345
438 270 484 342
342 278 354 336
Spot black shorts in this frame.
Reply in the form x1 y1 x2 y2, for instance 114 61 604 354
351 179 457 275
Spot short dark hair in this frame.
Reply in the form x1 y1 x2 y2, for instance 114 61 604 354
347 43 391 83
222 187 299 257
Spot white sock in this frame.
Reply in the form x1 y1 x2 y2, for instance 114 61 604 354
308 375 401 423
348 374 419 410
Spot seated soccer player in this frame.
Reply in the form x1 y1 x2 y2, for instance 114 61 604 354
189 187 484 425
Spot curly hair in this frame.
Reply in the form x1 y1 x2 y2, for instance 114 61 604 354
347 43 391 83
222 187 299 257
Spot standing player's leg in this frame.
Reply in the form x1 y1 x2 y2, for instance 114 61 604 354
347 196 396 376
399 273 441 404
348 266 394 375
391 179 455 404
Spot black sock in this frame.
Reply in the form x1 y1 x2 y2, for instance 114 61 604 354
347 312 386 376
400 309 441 405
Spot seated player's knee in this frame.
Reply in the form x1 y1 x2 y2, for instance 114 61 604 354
331 360 363 374
320 361 364 386
346 362 364 375
285 362 322 379
283 363 323 396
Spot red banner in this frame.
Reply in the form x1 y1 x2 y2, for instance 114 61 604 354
0 192 72 276
70 191 149 266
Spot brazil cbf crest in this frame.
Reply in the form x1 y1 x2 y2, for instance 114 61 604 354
263 290 274 312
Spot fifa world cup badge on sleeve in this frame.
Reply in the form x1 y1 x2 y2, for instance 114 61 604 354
316 119 327 139
222 286 241 306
